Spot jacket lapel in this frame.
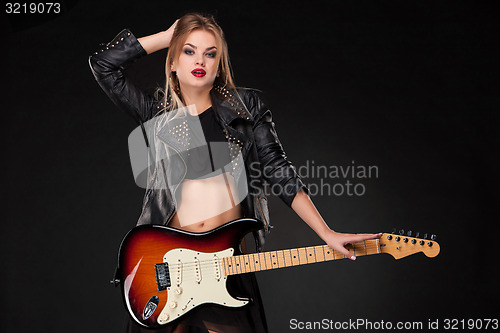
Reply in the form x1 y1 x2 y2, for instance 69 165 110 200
155 114 190 154
210 89 254 161
155 89 255 160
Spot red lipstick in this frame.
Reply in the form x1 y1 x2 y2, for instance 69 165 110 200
191 68 206 77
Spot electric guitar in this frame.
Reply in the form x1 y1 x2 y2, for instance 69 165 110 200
117 218 440 328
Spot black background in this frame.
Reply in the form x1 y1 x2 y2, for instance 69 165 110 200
4 1 499 332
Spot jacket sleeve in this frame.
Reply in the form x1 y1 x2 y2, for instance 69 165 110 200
247 90 309 207
88 28 158 123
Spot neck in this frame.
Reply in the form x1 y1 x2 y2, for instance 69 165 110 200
223 239 381 276
180 84 212 115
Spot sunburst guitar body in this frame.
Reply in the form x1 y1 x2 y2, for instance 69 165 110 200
117 218 440 329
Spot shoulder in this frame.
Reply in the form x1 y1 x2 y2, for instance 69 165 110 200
234 87 270 117
235 87 264 101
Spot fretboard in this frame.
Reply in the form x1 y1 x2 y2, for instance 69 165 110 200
223 239 381 276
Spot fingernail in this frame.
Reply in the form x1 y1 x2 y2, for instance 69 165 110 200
350 256 356 260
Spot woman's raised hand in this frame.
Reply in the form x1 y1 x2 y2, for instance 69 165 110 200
137 19 179 55
163 19 179 48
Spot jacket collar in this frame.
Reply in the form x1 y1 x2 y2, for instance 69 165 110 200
210 88 255 160
210 87 254 126
155 87 255 160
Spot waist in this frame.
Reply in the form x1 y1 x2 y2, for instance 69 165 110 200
169 173 244 232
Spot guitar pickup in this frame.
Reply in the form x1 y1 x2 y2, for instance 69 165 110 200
155 263 171 291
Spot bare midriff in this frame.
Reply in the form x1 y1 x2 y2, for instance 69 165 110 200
168 172 243 232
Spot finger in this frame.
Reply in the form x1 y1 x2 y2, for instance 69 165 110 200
349 232 383 242
334 245 356 261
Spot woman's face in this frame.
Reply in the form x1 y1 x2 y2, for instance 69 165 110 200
172 29 219 93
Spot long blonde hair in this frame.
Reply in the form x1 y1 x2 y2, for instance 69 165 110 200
159 12 236 113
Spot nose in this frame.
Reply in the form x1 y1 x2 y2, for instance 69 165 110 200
195 54 204 67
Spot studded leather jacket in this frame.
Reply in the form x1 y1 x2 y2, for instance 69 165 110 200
88 28 308 248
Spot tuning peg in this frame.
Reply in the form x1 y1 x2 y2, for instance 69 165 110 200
415 232 420 238
431 234 437 241
399 229 405 235
407 230 412 237
423 233 428 240
391 228 396 234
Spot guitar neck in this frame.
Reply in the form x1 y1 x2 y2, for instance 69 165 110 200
223 239 381 275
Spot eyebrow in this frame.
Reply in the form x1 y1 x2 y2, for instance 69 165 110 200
184 43 217 51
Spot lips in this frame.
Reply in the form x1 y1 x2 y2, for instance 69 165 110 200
191 68 206 77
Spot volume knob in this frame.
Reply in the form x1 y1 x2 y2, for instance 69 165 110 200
169 301 178 309
159 313 170 322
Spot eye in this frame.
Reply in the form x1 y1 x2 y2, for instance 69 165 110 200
206 52 217 58
183 48 194 55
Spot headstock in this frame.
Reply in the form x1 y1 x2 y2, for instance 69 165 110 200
380 229 440 259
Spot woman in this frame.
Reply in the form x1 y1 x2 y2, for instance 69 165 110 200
89 12 381 333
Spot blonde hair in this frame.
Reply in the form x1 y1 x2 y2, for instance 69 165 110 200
159 12 236 113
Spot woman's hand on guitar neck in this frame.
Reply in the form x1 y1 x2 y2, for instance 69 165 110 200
321 230 383 260
290 189 382 260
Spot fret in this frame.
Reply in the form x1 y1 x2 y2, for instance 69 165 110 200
236 255 242 274
306 246 316 264
256 253 261 270
298 247 307 264
239 255 245 273
263 252 270 270
364 240 367 255
270 251 278 268
223 257 229 275
242 254 250 273
290 248 300 266
314 246 325 262
258 252 266 271
264 251 273 269
352 243 361 256
277 250 285 268
231 255 237 274
247 254 253 272
323 246 334 261
249 253 256 272
283 249 292 267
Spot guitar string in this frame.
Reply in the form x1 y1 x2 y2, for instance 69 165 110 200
127 245 386 294
128 236 431 275
131 243 384 274
130 244 384 279
126 241 435 295
135 243 384 272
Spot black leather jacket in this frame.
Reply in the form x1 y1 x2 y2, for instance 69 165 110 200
88 28 308 247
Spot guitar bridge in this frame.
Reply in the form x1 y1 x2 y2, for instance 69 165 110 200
155 263 171 291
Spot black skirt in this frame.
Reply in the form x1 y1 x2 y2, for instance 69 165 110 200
123 272 268 333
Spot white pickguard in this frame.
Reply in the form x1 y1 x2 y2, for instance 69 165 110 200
157 248 248 325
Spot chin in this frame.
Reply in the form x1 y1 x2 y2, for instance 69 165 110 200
183 79 216 90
